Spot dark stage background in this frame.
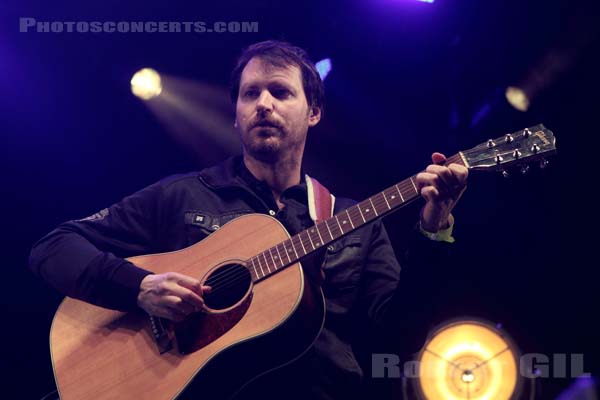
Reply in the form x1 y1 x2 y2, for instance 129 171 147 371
2 0 599 398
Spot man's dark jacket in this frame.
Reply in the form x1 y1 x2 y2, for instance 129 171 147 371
30 156 446 399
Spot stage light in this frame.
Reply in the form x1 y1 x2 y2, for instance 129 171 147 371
505 86 529 112
131 68 162 100
504 6 596 114
138 75 241 164
414 318 521 400
315 58 332 81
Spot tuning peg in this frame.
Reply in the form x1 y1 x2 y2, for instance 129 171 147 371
495 154 504 164
531 144 540 154
487 139 496 148
520 165 530 174
501 170 510 178
539 159 549 169
505 134 514 143
522 128 532 138
512 149 521 159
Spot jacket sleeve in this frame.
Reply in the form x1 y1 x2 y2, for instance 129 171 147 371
28 181 166 311
358 220 452 329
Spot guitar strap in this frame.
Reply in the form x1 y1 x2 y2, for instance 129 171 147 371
305 174 335 222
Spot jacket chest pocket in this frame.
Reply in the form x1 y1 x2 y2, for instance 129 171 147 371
322 234 364 309
183 210 252 246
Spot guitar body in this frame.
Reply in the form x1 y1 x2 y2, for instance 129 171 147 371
50 214 325 399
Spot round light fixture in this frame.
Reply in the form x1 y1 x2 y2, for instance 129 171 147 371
131 68 162 100
414 318 521 400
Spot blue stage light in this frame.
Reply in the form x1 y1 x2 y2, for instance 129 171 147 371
316 58 332 81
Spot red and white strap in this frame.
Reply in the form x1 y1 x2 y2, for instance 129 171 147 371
305 174 335 223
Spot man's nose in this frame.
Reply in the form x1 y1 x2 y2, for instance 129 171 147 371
256 90 274 115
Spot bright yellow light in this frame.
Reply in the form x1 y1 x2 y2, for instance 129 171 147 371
417 320 519 400
131 68 162 100
505 86 529 112
462 371 474 383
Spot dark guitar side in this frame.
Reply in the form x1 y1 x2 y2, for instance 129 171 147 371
178 272 325 399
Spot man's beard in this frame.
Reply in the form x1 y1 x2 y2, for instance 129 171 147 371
240 119 303 163
243 128 285 163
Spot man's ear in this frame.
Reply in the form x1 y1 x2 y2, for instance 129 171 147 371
234 119 238 128
308 106 321 127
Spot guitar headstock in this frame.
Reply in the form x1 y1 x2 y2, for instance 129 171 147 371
460 124 556 172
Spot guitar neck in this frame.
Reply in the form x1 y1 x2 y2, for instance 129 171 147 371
247 153 466 282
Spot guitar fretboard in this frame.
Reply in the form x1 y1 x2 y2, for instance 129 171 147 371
245 154 465 282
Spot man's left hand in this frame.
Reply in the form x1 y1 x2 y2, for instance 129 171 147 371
416 152 468 232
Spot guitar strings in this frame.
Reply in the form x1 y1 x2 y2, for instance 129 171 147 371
202 179 413 291
203 178 424 296
204 172 431 291
204 146 542 297
203 152 480 297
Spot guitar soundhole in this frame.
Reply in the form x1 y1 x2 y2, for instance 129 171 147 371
203 263 252 310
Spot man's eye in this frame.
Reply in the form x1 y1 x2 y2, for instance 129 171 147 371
244 90 258 98
272 89 290 99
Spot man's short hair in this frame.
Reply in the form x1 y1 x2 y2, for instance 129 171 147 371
230 40 325 115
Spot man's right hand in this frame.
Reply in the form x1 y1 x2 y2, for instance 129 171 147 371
137 272 211 322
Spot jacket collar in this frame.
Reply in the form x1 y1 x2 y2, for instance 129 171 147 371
198 155 309 205
197 155 246 190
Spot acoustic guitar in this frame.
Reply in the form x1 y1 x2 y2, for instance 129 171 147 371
49 124 556 399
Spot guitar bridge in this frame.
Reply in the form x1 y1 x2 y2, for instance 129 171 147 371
148 315 174 354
